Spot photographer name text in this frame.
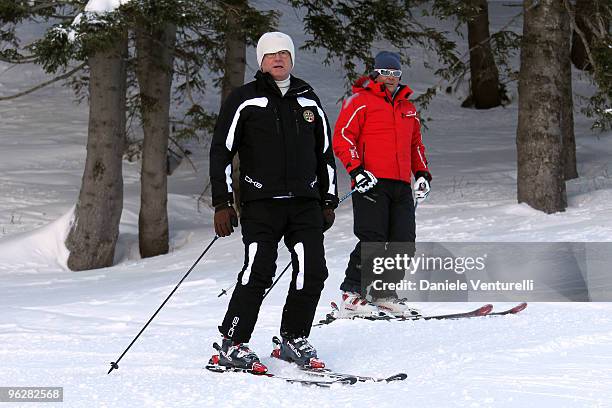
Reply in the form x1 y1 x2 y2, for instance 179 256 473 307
371 279 534 292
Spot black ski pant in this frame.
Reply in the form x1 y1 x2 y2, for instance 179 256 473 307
340 179 416 299
219 198 328 343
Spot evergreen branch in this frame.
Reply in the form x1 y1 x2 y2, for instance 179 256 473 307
49 14 78 20
169 135 197 173
0 62 85 101
430 1 536 91
0 55 37 64
30 1 83 13
182 58 197 106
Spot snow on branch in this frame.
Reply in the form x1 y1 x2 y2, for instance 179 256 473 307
84 0 131 13
63 0 132 42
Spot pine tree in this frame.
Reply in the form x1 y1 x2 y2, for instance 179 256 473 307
464 0 502 108
13 0 276 269
221 0 248 103
66 17 129 270
290 0 466 115
561 8 577 182
570 0 609 71
134 15 176 258
565 0 611 131
430 0 506 109
517 0 569 214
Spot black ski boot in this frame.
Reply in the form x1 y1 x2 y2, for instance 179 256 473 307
271 336 325 369
208 337 268 374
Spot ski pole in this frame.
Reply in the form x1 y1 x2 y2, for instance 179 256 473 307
217 283 235 297
219 246 291 300
107 235 219 375
217 189 356 298
261 188 356 300
262 262 292 300
219 254 290 300
338 188 356 203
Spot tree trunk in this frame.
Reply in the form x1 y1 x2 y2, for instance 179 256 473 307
466 0 502 109
570 0 609 70
135 21 177 258
221 0 247 102
516 0 568 214
561 9 578 181
222 0 247 212
66 31 127 271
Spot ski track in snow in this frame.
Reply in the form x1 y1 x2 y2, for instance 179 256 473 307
1 1 612 407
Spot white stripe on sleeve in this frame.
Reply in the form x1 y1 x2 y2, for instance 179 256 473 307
341 105 366 146
226 97 268 151
326 164 336 196
224 163 233 193
297 97 330 153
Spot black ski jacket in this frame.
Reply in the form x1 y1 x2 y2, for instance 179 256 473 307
210 71 338 209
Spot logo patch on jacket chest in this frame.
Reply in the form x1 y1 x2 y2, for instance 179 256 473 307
303 110 315 123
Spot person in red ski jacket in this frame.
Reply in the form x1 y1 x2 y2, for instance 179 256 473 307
332 51 432 318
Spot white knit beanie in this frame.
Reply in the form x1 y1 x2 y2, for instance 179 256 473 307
256 32 295 69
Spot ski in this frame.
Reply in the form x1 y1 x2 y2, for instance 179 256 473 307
488 302 528 316
314 303 394 326
398 303 494 321
315 303 511 326
205 363 357 387
299 366 407 383
270 336 407 383
402 302 527 319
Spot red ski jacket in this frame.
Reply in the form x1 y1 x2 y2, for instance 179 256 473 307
332 76 430 183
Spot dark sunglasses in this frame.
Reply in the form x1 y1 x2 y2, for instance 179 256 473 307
374 68 402 78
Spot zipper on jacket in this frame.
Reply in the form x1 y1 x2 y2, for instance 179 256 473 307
394 102 401 177
393 103 403 180
274 107 282 136
294 109 300 139
273 106 289 193
293 110 301 197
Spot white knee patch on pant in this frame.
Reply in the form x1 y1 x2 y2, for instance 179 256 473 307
294 242 305 290
241 242 258 285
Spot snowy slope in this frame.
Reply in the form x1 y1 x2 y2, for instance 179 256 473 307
1 1 612 407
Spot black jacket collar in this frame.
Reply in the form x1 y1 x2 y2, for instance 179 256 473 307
255 71 312 98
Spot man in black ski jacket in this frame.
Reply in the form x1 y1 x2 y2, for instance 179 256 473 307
208 32 338 373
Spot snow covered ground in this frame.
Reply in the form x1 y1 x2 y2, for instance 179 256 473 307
1 1 612 407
